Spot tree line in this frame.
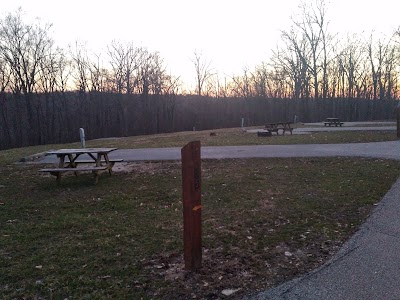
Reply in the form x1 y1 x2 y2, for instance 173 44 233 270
0 92 398 150
1 2 400 99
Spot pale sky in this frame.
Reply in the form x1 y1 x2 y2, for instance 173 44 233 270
1 0 399 89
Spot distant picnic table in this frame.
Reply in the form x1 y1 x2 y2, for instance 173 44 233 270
39 148 122 184
264 122 293 135
324 118 344 127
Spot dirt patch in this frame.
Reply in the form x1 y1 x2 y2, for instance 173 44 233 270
113 161 180 174
19 151 47 162
140 239 342 299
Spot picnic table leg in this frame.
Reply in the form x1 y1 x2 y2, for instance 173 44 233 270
56 155 65 183
93 173 99 185
93 153 102 184
58 155 65 168
103 154 113 175
87 152 101 183
68 154 79 176
56 172 61 183
49 171 62 184
93 166 100 184
67 154 77 167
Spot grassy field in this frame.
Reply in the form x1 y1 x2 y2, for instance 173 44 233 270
1 127 400 299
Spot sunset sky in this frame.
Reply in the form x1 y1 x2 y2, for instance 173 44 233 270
1 0 399 89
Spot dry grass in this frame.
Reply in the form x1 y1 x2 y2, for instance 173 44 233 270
1 156 399 299
1 127 399 298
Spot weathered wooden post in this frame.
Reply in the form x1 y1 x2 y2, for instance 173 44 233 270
181 141 202 270
397 103 400 139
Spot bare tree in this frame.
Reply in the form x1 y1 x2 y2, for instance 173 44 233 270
107 41 126 93
69 41 90 93
107 43 174 95
251 63 269 97
0 9 55 95
135 49 161 95
229 67 253 98
35 47 69 94
272 29 310 99
291 0 330 99
367 34 398 100
191 51 213 96
86 52 111 92
161 74 182 95
0 9 62 145
54 49 72 93
0 56 11 93
107 41 140 94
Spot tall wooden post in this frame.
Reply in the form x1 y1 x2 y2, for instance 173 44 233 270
181 141 202 270
397 103 400 139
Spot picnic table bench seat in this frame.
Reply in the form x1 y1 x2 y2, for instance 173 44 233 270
324 118 344 127
64 158 123 164
324 121 344 127
39 166 110 184
39 166 108 174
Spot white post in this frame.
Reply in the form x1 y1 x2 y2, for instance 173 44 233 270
79 128 86 148
241 118 245 128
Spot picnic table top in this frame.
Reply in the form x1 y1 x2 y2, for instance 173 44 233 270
265 121 293 125
46 148 118 155
325 118 340 121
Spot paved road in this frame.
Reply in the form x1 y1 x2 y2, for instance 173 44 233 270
37 140 400 163
303 121 396 127
294 126 396 132
246 125 396 133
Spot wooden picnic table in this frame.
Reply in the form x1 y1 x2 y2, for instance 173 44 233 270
265 122 293 135
39 148 122 184
324 118 344 127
